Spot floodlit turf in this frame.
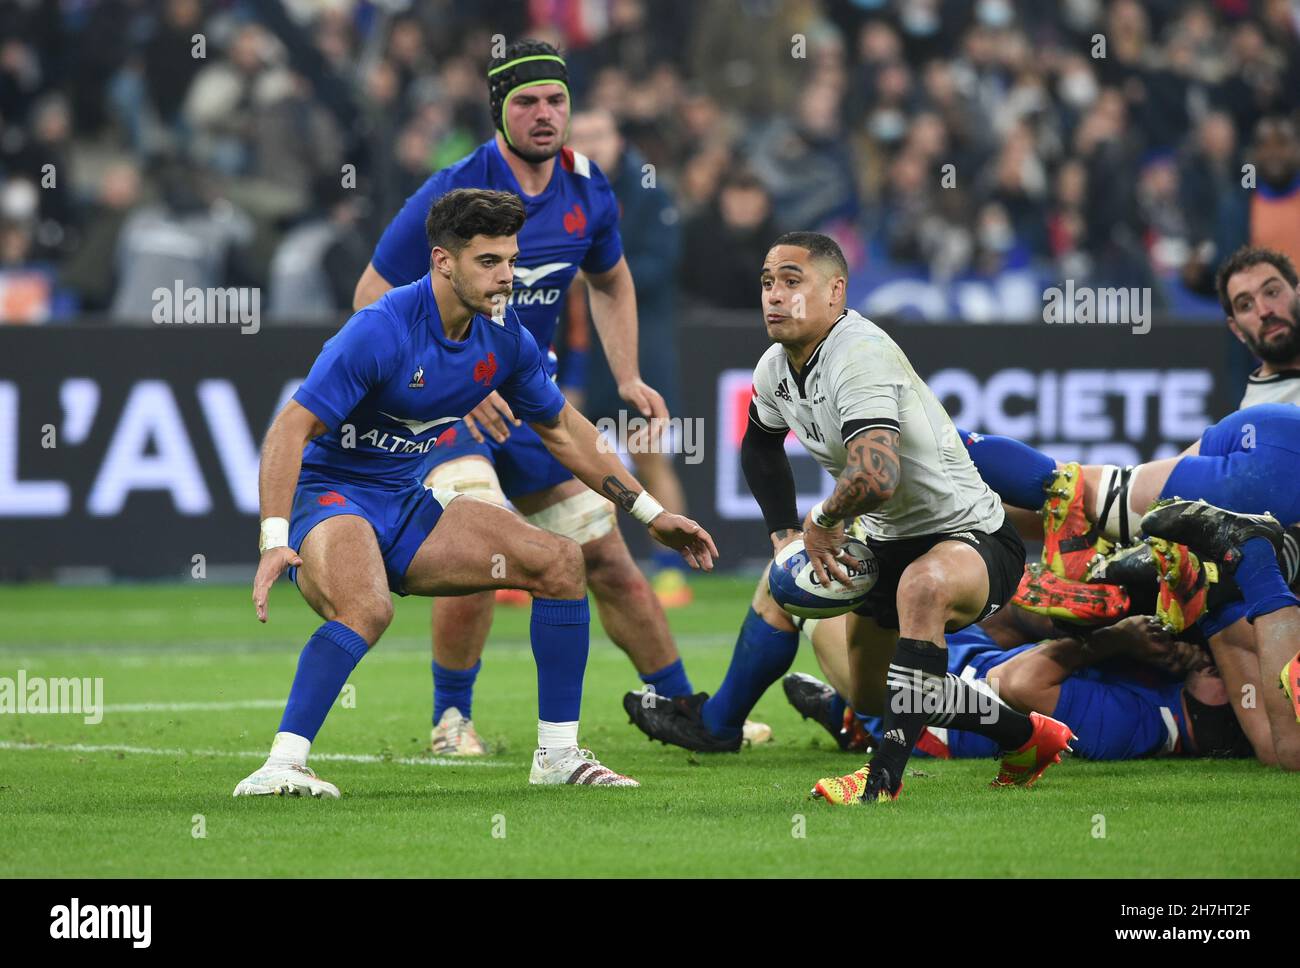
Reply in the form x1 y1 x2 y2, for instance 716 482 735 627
0 578 1293 878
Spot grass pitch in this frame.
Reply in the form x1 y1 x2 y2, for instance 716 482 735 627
0 577 1293 878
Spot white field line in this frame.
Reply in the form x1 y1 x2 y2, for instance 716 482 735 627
103 699 284 713
0 740 508 768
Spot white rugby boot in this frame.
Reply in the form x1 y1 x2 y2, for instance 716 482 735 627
233 762 340 799
431 707 488 756
529 747 639 787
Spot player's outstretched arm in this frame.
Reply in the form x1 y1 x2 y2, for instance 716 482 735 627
530 401 717 569
803 428 902 589
584 257 668 421
252 400 328 622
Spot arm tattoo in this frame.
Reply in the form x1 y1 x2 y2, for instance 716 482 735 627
602 475 638 512
824 429 901 519
772 528 801 542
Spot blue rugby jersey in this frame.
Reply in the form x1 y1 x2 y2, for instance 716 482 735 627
293 273 566 489
370 139 623 371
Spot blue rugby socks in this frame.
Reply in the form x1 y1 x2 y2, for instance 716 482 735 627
274 621 370 761
701 608 799 739
531 596 590 749
433 659 481 723
641 657 692 699
956 427 1058 509
1235 537 1300 622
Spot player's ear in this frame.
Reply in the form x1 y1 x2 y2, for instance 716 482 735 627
1226 317 1246 344
430 246 453 278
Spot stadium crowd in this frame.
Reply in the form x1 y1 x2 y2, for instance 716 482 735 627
0 0 1297 324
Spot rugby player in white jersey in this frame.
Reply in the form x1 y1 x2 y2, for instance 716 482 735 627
625 232 1075 803
1220 246 1300 409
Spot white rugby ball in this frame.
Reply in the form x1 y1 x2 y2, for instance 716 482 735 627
768 537 879 619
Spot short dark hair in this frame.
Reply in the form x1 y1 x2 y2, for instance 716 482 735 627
770 231 849 279
425 188 526 253
1215 245 1299 315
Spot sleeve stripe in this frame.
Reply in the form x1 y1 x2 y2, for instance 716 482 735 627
841 418 900 443
748 401 788 436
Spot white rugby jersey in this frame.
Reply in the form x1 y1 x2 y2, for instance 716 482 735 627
1240 368 1300 409
749 309 1004 541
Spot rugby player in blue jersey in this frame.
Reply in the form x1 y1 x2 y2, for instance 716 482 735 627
785 612 1251 762
235 188 716 797
353 40 710 756
956 402 1300 769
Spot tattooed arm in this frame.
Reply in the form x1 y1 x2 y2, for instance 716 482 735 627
823 428 901 519
801 429 901 588
529 402 718 568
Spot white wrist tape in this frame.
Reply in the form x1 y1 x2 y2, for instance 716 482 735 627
259 516 289 553
630 491 665 526
810 500 840 529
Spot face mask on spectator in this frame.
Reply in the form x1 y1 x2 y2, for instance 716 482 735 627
900 8 939 36
1059 70 1098 109
868 109 907 143
977 0 1014 28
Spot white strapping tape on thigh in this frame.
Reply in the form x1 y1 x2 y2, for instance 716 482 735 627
424 458 507 507
1091 463 1145 543
525 488 616 545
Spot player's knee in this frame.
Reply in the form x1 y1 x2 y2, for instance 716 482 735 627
985 663 1023 707
895 563 951 618
531 535 586 600
583 535 648 600
336 596 392 645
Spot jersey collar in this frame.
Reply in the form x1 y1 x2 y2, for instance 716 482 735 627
785 310 848 397
1248 366 1300 383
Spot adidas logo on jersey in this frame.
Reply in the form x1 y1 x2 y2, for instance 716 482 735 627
775 378 793 402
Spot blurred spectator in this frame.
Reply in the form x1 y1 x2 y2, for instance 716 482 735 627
0 178 76 323
746 81 859 231
59 161 143 312
1246 115 1300 272
0 0 1294 322
109 161 254 323
681 169 776 310
182 24 293 178
268 174 367 322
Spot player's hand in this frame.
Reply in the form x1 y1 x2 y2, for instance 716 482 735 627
464 390 520 444
801 510 853 589
252 546 302 623
618 378 669 422
770 528 803 556
648 512 718 571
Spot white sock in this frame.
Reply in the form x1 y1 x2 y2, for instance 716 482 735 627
268 731 310 767
537 720 578 752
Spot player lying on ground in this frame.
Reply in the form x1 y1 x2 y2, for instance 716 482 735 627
237 188 716 797
955 403 1300 769
353 40 719 757
785 607 1252 761
625 231 1074 803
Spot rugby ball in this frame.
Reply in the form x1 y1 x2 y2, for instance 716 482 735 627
768 537 879 619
